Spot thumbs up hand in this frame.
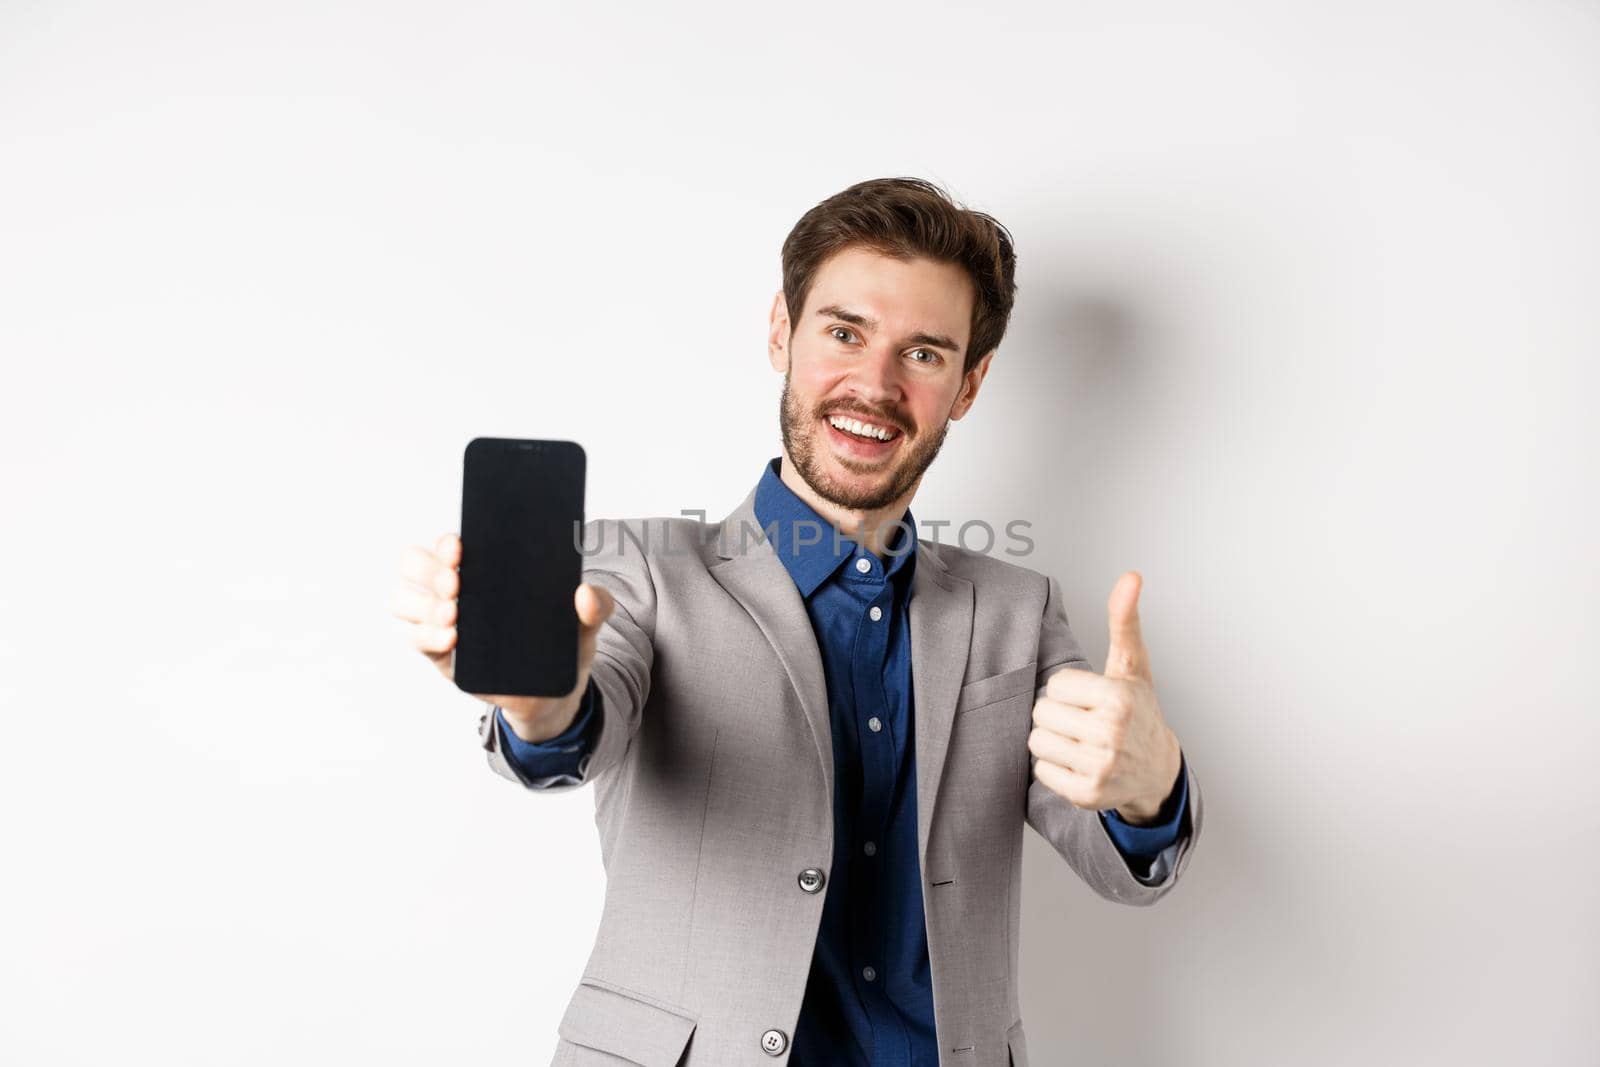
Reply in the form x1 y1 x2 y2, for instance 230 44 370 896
1027 571 1184 824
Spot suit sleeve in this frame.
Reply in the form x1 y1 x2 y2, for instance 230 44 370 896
1024 574 1204 905
491 678 601 788
1099 750 1190 883
477 517 658 792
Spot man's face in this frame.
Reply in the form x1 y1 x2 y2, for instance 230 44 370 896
770 245 992 513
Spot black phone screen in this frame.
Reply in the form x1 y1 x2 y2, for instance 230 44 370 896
453 437 585 698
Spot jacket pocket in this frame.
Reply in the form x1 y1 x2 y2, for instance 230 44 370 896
954 663 1037 716
556 979 697 1066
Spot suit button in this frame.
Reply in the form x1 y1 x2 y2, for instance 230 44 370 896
761 1028 789 1055
797 867 826 894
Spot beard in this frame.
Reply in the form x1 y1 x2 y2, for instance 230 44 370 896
778 368 952 513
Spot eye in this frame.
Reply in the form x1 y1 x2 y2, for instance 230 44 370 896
828 326 941 366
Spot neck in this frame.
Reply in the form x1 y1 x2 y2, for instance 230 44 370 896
777 449 917 558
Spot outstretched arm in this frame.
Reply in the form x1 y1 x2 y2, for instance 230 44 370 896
478 518 659 792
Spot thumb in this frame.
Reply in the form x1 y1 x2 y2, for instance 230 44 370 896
1105 571 1152 683
576 581 615 634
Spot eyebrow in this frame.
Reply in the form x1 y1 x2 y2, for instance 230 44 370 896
814 303 963 356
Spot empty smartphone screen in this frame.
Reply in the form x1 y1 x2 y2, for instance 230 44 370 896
453 437 585 698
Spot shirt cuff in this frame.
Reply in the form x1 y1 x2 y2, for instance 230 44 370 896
495 678 600 784
1100 750 1189 861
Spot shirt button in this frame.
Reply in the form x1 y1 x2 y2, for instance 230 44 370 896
855 557 872 573
868 605 882 621
868 716 882 733
863 840 877 856
862 965 877 982
761 1028 789 1055
797 867 826 894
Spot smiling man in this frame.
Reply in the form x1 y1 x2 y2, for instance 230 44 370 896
392 176 1202 1065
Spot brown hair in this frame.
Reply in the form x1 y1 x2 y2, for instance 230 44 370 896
780 176 1018 376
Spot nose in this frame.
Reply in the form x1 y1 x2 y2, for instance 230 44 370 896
845 345 906 414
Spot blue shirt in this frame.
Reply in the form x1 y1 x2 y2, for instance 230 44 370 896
495 457 1188 1062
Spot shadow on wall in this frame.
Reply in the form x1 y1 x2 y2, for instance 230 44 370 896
952 290 1154 533
992 285 1321 1063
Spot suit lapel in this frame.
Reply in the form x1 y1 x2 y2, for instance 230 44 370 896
908 542 974 869
709 485 836 802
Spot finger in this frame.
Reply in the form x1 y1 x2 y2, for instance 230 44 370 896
1032 698 1110 745
1104 571 1152 683
1032 757 1099 809
1043 665 1117 707
575 582 615 633
404 620 457 657
388 585 457 626
398 544 459 600
1028 724 1105 773
436 532 461 568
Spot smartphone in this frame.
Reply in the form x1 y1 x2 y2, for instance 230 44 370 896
453 437 586 698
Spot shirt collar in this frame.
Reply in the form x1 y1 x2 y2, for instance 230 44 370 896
752 456 917 598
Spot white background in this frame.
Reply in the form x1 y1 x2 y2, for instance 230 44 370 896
2 1 1596 1063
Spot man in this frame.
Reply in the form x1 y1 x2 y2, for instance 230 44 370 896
391 177 1202 1065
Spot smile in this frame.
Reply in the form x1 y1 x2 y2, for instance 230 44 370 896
825 413 901 442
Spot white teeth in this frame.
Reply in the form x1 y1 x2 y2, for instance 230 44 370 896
828 415 895 442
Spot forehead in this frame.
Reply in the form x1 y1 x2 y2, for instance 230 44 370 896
805 246 973 350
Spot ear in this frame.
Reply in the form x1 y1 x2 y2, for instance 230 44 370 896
948 349 996 421
767 290 791 373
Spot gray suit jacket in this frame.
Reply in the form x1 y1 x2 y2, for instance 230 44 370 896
477 483 1204 1066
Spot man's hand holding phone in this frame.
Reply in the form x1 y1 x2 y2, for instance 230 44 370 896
390 532 615 743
